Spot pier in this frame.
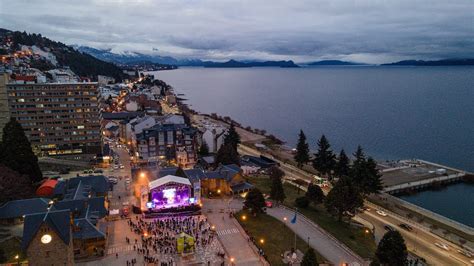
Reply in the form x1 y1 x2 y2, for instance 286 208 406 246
379 159 467 194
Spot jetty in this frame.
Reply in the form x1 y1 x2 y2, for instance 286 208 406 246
379 159 467 194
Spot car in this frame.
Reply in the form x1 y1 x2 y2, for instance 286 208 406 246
113 165 119 169
384 225 395 231
376 210 388 216
265 201 273 208
457 249 473 258
399 223 413 231
108 178 118 184
119 165 125 169
435 242 450 251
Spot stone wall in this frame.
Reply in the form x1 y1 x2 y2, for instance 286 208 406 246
27 224 74 266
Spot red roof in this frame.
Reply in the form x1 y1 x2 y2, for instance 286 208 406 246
12 75 36 81
36 179 58 197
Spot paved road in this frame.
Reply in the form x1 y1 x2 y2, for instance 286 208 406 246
265 206 367 266
238 144 315 182
204 198 264 266
360 204 473 266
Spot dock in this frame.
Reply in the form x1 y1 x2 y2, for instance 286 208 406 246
379 159 467 194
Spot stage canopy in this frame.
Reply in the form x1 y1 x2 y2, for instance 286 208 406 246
149 175 191 190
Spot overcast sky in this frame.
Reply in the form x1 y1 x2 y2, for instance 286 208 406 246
0 0 473 63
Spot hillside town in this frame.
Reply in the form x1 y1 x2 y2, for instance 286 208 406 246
0 29 473 266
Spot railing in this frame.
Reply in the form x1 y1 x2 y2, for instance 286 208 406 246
381 193 474 235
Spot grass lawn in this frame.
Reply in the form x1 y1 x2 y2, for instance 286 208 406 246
0 237 25 264
246 175 376 259
236 210 328 265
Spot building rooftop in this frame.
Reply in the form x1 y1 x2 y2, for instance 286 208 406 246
22 209 71 250
0 198 50 220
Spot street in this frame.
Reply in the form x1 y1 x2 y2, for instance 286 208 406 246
360 204 472 265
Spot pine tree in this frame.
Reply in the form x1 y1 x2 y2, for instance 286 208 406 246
223 123 241 150
0 118 43 183
305 183 325 205
216 143 240 165
334 149 350 178
294 130 310 168
244 188 266 214
301 248 318 266
312 135 336 177
270 171 286 203
269 166 285 180
349 146 383 195
324 176 363 221
375 230 408 266
198 141 210 156
364 157 383 194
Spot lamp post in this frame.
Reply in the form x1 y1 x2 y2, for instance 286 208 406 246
14 254 19 266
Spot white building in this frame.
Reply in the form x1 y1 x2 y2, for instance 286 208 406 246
127 115 157 144
202 125 227 153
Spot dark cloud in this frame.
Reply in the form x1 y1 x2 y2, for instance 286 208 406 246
0 0 472 63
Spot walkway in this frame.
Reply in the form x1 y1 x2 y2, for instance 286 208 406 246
204 198 264 266
266 206 368 266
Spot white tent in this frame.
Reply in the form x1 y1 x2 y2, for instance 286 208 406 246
149 175 191 190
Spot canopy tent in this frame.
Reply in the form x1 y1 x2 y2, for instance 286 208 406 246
149 175 191 190
176 232 195 254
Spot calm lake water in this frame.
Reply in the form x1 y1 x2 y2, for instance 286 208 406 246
154 66 474 172
399 182 474 228
153 66 474 226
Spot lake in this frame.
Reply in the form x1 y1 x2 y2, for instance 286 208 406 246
152 66 474 172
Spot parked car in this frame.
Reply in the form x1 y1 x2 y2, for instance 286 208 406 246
376 210 388 216
435 242 450 251
384 225 395 231
113 165 119 170
108 177 118 184
457 249 473 258
119 164 125 169
265 201 273 208
94 169 103 173
399 223 413 231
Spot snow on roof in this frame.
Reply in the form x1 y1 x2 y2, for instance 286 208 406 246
149 175 191 190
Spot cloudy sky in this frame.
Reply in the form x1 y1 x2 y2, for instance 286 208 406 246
0 0 473 63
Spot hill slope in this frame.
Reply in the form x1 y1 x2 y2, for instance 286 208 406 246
0 29 128 81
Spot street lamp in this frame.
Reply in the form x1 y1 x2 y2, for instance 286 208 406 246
283 217 287 222
260 238 265 244
241 215 247 221
14 254 19 266
140 172 146 179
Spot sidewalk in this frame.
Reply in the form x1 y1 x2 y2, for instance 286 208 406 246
266 206 368 266
204 198 264 266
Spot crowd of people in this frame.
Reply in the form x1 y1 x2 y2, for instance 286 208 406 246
121 215 221 265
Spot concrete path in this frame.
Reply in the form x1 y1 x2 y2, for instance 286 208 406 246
204 198 264 266
266 206 367 266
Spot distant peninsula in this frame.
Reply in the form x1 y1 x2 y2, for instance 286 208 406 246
383 58 474 66
306 60 366 66
202 59 299 68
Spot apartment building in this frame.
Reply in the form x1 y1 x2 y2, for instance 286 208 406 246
136 124 198 168
0 73 9 138
6 79 101 158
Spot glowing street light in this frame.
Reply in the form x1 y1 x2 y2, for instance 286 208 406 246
260 238 265 244
230 257 235 263
283 217 287 222
241 215 247 221
365 229 370 234
211 225 216 230
217 189 221 194
140 172 146 179
144 232 148 237
14 254 19 260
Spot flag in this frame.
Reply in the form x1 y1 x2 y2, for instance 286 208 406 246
291 211 297 224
